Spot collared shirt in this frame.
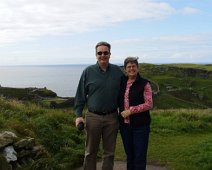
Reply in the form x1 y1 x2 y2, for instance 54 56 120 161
75 62 123 117
124 81 153 123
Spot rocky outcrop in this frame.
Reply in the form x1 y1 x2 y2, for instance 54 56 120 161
0 131 44 170
29 87 57 98
0 87 57 100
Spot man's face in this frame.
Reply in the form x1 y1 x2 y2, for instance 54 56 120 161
96 45 110 65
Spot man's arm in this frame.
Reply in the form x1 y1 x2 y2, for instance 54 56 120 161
74 70 87 125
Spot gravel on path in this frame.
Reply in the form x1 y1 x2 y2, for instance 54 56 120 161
74 161 168 170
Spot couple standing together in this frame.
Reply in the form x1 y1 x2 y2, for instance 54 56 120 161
74 41 153 170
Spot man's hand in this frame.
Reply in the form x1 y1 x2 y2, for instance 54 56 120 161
75 117 84 127
121 110 131 118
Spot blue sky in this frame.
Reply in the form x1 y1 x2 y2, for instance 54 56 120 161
0 0 211 65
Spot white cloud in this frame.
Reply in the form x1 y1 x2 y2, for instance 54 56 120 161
152 34 212 45
111 33 212 63
181 7 200 15
0 0 175 45
113 33 212 45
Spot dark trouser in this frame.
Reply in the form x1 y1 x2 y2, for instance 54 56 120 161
120 123 150 170
83 111 119 170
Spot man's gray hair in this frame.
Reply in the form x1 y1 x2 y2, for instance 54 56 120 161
95 41 111 53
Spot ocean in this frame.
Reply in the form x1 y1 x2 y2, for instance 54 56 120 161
0 65 88 97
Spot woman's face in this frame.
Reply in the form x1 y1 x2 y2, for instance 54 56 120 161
125 62 138 78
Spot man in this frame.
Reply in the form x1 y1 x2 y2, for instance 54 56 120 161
74 41 123 170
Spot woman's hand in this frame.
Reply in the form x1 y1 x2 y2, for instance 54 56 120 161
121 110 131 118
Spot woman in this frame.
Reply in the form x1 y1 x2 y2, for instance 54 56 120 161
118 57 153 170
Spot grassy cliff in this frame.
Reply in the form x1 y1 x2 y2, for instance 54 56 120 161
0 87 57 100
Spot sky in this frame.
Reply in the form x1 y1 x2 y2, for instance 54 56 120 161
0 0 211 66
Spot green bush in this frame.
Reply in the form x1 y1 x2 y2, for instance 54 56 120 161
0 97 84 169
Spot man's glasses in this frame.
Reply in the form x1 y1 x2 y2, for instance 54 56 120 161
97 51 110 56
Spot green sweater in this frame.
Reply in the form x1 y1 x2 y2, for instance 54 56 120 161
74 63 124 117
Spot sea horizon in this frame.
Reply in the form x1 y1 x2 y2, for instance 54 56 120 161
0 65 88 97
1 63 211 98
0 62 211 67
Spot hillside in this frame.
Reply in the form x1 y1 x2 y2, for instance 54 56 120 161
140 63 212 109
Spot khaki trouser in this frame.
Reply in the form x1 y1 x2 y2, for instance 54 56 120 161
83 111 119 170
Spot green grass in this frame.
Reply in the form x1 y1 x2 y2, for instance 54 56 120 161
40 97 68 107
148 133 212 170
0 97 211 170
115 109 212 170
0 97 84 169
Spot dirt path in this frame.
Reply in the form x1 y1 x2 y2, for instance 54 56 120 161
74 161 168 170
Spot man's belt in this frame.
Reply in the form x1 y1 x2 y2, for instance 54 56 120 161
88 109 117 115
